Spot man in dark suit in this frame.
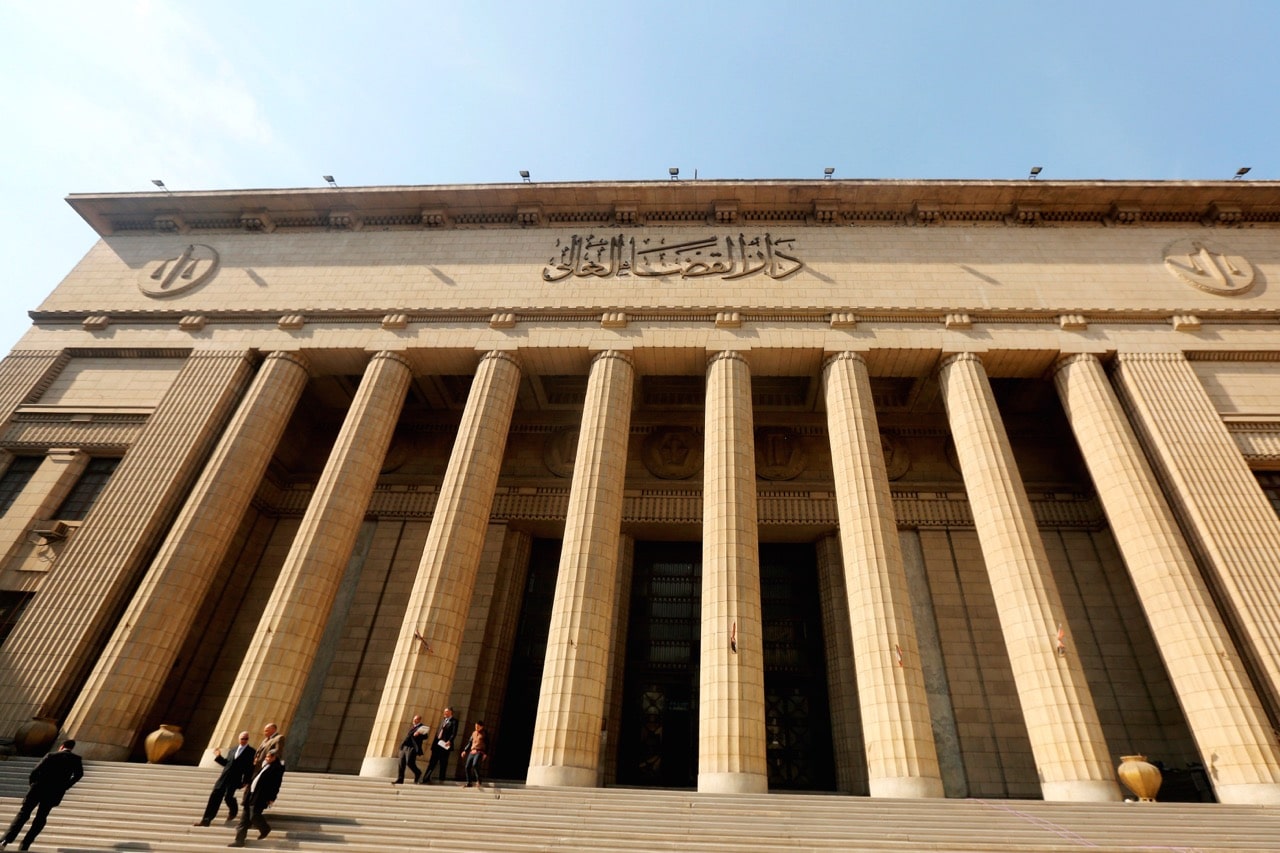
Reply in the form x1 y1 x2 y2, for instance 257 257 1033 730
231 749 284 848
1 739 83 851
393 714 426 784
421 706 458 784
193 730 255 826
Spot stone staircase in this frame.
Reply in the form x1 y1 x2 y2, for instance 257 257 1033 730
1 757 1278 852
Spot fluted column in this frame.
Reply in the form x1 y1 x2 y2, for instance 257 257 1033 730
814 535 868 795
698 350 767 794
1059 353 1280 804
823 352 944 798
204 351 410 765
0 349 255 736
528 350 635 787
361 350 521 777
67 352 310 760
938 353 1119 802
1112 352 1280 721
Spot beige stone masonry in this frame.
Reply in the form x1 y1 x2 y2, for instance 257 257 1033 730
1054 353 1280 805
0 350 65 433
0 349 254 736
0 449 87 583
203 351 410 765
361 350 521 777
465 527 533 748
1111 352 1280 725
698 350 768 794
601 533 635 787
815 534 868 795
938 352 1120 802
66 351 309 760
822 351 943 798
528 350 635 787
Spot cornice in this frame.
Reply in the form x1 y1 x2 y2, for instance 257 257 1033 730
66 179 1280 237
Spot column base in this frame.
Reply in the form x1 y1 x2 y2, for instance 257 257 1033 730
697 771 768 794
1212 782 1280 805
198 748 224 769
1041 779 1121 802
74 741 131 762
869 776 945 799
359 756 399 778
526 765 597 788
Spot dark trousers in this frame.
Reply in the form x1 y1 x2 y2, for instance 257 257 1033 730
3 790 56 849
202 781 238 822
423 743 450 782
395 746 421 783
234 790 271 846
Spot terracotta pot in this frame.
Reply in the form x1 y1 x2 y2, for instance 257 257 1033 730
144 724 185 764
14 717 59 756
1117 754 1162 802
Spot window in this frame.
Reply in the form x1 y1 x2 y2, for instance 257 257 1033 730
53 457 120 521
1258 472 1280 518
0 456 41 517
0 591 34 646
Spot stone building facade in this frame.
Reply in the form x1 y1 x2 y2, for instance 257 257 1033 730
1 179 1279 804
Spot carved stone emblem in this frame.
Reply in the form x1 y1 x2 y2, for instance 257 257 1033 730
543 428 579 478
138 244 220 298
1163 239 1255 296
755 427 806 481
641 428 702 480
881 432 911 481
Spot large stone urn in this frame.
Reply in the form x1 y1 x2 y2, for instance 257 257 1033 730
144 724 185 764
1117 754 1162 802
13 717 59 756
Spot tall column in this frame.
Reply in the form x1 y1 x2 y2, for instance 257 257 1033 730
0 349 254 736
698 350 768 794
66 352 310 760
361 351 521 776
204 351 410 764
1112 352 1280 719
822 352 944 798
1057 354 1280 804
814 535 868 795
938 353 1119 802
528 350 634 787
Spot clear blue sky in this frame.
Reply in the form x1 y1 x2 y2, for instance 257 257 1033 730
1 0 1276 354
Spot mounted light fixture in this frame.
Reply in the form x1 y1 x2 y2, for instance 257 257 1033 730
824 167 835 179
519 170 531 182
1234 167 1251 180
323 175 338 188
1028 166 1043 179
669 167 679 180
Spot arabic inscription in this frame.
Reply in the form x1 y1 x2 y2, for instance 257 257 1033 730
543 233 805 283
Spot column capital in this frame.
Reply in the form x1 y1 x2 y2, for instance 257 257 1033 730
938 351 983 373
480 349 522 372
1051 352 1101 376
368 350 413 371
262 350 311 373
822 351 868 373
706 349 749 371
590 349 635 370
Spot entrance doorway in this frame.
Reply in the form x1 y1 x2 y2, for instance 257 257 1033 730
618 542 836 790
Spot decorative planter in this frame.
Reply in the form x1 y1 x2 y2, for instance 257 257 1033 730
14 717 59 756
1117 754 1162 802
144 724 185 764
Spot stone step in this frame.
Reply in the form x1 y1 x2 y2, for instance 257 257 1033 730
1 758 1277 852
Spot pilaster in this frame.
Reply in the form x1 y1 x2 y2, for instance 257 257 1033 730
361 350 521 777
938 352 1119 802
0 349 254 736
814 534 868 795
698 350 768 794
67 352 310 760
822 351 943 798
203 351 410 765
465 528 533 748
528 351 635 787
1112 352 1280 722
